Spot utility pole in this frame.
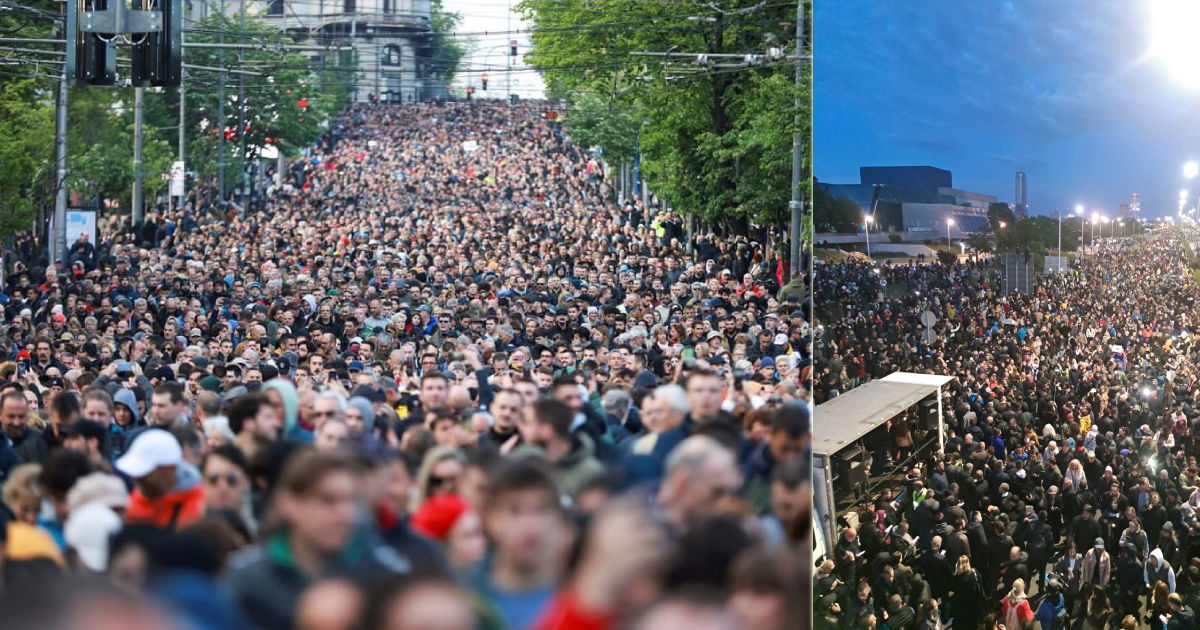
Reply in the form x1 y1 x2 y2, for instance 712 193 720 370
133 85 145 223
217 0 227 200
238 0 248 202
506 0 512 101
51 24 69 265
179 66 186 186
787 0 804 281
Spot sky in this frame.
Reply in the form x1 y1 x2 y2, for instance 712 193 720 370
815 0 1200 219
444 0 546 100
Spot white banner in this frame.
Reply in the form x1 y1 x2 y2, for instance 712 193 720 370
169 161 185 197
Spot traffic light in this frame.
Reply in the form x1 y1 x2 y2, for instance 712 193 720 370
131 0 182 86
67 0 181 86
67 0 116 85
510 39 518 57
481 73 489 90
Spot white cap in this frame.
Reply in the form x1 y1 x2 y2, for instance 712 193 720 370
773 333 788 346
115 430 182 478
64 503 122 571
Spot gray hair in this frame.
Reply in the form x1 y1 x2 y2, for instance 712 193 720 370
652 384 690 414
316 390 348 415
665 435 731 477
601 388 633 420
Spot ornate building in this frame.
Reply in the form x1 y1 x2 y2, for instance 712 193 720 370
194 0 448 103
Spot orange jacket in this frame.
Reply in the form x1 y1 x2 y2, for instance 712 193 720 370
124 485 206 530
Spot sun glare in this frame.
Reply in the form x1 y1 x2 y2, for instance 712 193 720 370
1149 0 1200 88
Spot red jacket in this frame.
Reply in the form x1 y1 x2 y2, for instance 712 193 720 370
125 485 206 530
532 589 614 630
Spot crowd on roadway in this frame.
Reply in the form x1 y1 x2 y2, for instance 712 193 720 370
0 100 809 630
814 231 1200 630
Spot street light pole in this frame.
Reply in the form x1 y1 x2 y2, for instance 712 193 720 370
864 214 872 259
946 217 954 250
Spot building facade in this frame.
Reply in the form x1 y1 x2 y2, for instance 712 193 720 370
819 166 990 237
1014 171 1027 216
192 0 446 103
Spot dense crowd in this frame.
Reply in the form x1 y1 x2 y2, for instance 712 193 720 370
0 101 810 630
814 232 1200 630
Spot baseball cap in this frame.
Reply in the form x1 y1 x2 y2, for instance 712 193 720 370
115 430 183 478
1094 538 1105 549
348 360 364 373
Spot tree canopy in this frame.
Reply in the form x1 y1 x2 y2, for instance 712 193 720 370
516 0 808 231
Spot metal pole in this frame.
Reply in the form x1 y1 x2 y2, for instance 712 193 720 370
238 0 248 202
217 0 226 201
506 1 512 101
179 67 186 192
864 217 871 259
1057 209 1061 255
133 86 145 223
787 0 803 280
937 385 945 455
51 39 68 265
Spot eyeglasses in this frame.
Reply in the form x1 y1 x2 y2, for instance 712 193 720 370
206 473 241 487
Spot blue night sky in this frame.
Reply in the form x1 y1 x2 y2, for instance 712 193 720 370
815 1 1200 218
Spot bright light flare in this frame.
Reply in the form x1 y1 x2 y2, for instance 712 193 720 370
1187 161 1200 179
1149 0 1200 89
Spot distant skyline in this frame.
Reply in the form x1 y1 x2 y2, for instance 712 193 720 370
816 1 1200 219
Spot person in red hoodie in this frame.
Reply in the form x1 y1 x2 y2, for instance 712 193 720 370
115 429 205 531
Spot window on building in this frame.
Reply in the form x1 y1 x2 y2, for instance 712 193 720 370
381 44 402 66
267 0 284 15
344 0 355 14
383 0 390 12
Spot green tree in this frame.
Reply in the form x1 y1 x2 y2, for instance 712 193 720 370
987 201 1014 228
0 80 55 237
142 11 351 196
429 0 470 86
563 90 642 164
517 0 808 231
0 0 58 236
68 87 174 206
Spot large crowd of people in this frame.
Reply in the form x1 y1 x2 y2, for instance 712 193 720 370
814 232 1200 629
0 101 810 630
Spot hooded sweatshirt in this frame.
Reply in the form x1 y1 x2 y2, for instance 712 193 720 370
1146 548 1176 593
262 379 301 435
1003 590 1033 630
125 461 206 531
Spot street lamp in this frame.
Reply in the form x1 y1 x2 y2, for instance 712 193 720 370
864 214 874 259
946 217 955 250
1091 212 1099 244
998 221 1006 229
